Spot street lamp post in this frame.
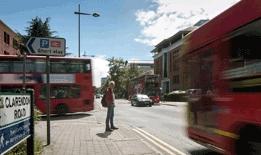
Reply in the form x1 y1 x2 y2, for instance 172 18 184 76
74 4 100 57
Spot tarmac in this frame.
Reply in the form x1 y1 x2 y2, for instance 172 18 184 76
160 101 187 107
35 101 186 155
116 99 187 107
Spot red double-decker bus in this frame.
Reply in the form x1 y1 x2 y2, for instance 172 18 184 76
183 0 261 154
0 55 94 114
128 74 161 104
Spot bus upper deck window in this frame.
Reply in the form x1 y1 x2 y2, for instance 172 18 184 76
86 64 91 71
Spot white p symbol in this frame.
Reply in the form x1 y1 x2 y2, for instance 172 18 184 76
40 39 49 48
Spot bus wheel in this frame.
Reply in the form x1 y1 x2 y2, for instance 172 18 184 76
236 126 261 155
56 104 68 115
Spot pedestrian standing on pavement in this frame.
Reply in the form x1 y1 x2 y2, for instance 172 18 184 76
105 81 119 132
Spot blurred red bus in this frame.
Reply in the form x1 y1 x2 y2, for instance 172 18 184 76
0 55 94 114
183 0 261 155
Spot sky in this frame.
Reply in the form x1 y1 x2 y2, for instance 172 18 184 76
0 0 240 87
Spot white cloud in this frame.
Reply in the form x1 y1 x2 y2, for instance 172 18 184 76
92 55 109 87
135 0 240 46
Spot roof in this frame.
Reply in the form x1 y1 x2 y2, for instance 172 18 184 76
127 60 153 64
0 20 17 35
130 74 159 81
151 27 195 53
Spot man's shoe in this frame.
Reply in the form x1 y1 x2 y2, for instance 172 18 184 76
111 126 119 130
105 128 112 132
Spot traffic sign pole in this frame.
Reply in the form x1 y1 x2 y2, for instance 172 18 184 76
27 89 34 155
25 36 66 146
46 56 51 145
22 52 26 92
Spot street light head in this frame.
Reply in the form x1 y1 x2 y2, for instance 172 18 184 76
92 13 100 17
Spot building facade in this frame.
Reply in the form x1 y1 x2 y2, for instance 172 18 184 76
151 20 209 95
127 60 154 75
151 28 195 94
0 20 20 55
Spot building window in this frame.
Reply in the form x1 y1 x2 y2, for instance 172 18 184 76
173 75 179 84
163 53 168 78
4 51 9 55
4 32 10 44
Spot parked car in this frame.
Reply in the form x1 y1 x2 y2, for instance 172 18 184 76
130 94 152 107
96 94 102 99
149 95 160 105
164 90 187 101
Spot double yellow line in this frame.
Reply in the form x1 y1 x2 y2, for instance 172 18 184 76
133 127 186 155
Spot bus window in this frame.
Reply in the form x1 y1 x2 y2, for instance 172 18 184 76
51 61 89 73
26 60 36 73
67 63 83 73
224 19 261 92
12 61 23 72
0 61 10 72
70 85 80 98
84 63 91 72
41 85 80 99
35 61 46 72
51 62 67 73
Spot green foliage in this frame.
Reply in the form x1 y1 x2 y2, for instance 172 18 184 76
17 16 56 54
107 57 127 98
26 17 55 39
105 57 141 98
5 137 42 155
34 108 42 122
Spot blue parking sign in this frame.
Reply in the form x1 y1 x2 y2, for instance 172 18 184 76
40 39 49 48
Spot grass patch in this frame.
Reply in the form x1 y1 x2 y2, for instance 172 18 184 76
5 137 43 155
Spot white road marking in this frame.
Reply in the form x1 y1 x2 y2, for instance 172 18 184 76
133 127 187 155
133 128 176 155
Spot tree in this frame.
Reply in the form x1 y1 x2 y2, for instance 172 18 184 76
105 57 141 98
26 17 55 38
17 17 56 53
106 57 127 98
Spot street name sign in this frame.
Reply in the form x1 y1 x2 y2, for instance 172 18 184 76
0 94 31 155
26 37 66 56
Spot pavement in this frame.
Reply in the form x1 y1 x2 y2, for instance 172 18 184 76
35 100 186 155
35 113 162 155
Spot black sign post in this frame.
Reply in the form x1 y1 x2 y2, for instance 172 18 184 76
26 37 65 146
26 89 34 155
46 56 51 145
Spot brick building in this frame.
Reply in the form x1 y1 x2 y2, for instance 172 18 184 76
0 20 20 55
151 28 194 94
151 20 209 95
